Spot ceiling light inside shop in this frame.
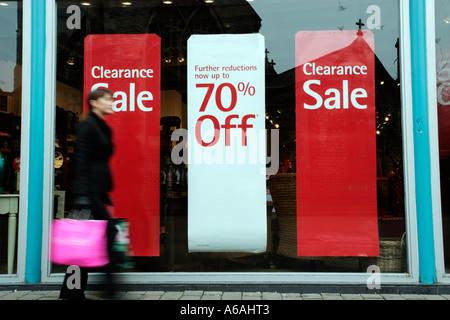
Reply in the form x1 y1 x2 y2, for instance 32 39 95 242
80 2 90 5
380 81 384 85
162 0 173 4
122 2 132 5
442 0 450 23
0 2 8 5
205 0 214 3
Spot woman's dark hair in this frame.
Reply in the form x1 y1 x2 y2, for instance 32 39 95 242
87 88 113 110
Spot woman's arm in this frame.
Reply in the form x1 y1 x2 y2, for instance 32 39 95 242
72 119 94 203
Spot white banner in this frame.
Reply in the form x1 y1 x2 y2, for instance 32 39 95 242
187 34 266 252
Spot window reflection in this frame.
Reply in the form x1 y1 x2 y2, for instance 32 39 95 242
53 0 406 274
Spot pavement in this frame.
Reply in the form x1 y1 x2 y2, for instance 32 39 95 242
0 289 449 300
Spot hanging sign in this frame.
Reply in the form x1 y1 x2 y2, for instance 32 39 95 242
84 34 160 256
295 30 379 256
187 34 267 252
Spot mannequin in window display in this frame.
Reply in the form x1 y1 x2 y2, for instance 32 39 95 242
59 88 119 300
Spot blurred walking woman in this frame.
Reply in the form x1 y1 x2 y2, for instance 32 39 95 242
59 88 117 300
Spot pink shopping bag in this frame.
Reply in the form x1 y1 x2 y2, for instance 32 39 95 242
50 219 109 268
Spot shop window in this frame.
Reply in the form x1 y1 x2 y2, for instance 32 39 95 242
435 0 450 273
0 0 22 275
52 0 407 274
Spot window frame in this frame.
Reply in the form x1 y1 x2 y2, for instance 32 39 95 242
0 0 31 284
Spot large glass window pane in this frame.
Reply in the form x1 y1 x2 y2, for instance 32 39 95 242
52 0 407 274
435 0 450 273
0 0 22 275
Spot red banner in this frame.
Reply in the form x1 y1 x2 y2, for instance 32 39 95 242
295 30 379 256
84 34 160 256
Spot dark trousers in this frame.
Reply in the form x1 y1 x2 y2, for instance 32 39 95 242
59 193 117 300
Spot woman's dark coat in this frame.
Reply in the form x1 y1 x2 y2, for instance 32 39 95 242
71 112 114 203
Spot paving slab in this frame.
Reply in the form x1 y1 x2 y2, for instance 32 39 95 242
0 291 31 300
242 292 262 300
341 294 364 300
380 294 406 300
0 291 12 298
321 293 344 300
361 293 384 300
18 294 46 300
183 290 204 296
39 291 61 297
180 295 202 300
301 293 323 300
262 292 282 300
122 293 145 300
401 294 426 300
141 293 164 300
160 291 183 300
85 294 103 300
222 292 242 300
281 293 302 300
422 295 446 300
242 292 262 297
143 291 165 296
201 295 222 300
